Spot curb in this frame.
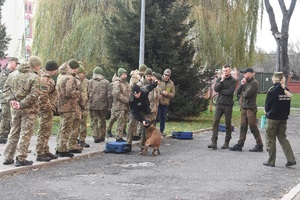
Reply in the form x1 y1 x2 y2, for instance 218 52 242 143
0 150 105 178
0 128 212 178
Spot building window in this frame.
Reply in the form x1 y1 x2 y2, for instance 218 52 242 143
25 1 32 14
25 15 32 38
26 46 31 59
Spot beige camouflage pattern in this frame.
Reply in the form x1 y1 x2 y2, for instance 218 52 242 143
88 73 112 140
56 63 79 152
56 112 76 152
90 110 107 140
149 84 162 122
79 110 88 141
3 62 40 161
0 67 14 140
36 69 57 155
0 104 11 140
111 75 130 138
88 74 112 110
68 118 81 150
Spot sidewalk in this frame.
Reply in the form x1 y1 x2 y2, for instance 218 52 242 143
0 136 136 177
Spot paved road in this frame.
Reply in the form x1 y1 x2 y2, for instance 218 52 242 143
0 114 299 200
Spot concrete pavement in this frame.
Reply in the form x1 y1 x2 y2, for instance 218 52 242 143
0 116 299 199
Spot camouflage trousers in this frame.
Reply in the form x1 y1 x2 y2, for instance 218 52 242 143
90 110 107 140
68 118 81 151
0 103 12 140
127 112 147 146
107 109 127 136
4 112 37 162
112 110 128 139
237 108 263 147
36 109 54 156
56 112 76 152
78 110 89 142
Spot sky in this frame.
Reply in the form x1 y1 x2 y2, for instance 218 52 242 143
256 0 300 53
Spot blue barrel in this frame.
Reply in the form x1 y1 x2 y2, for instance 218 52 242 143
260 115 266 129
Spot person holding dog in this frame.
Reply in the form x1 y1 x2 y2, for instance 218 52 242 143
208 64 237 150
263 72 296 167
124 81 158 152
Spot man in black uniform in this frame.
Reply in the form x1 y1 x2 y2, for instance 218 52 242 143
124 81 157 152
263 72 296 167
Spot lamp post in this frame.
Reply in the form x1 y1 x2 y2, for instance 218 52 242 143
274 32 282 72
139 0 145 66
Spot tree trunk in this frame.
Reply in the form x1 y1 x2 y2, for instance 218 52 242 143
264 0 297 81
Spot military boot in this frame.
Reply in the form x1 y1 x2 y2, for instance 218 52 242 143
221 142 229 149
249 144 263 152
207 141 217 150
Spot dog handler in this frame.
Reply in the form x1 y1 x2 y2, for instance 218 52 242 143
124 81 157 152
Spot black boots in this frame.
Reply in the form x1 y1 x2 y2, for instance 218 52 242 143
249 145 263 152
229 144 243 151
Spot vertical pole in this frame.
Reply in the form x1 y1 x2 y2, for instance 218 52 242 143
139 0 145 66
275 39 280 72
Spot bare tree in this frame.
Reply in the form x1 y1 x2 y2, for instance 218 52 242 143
264 0 297 80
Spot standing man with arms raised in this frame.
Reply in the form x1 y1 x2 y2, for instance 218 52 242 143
230 68 263 152
0 57 19 144
208 64 237 150
157 68 175 136
263 72 296 167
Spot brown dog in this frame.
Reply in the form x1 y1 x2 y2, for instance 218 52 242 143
139 124 161 156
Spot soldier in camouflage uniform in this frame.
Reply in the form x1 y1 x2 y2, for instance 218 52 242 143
56 61 80 157
89 67 112 143
2 56 42 167
77 63 90 148
111 68 130 142
64 59 83 154
0 57 19 144
35 61 59 162
149 73 162 124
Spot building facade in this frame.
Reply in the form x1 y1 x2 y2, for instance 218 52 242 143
1 0 35 65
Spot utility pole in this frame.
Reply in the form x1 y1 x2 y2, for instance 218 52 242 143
139 0 145 66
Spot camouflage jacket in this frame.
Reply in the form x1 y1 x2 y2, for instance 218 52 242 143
112 74 130 111
88 74 112 110
149 84 162 113
79 77 89 111
38 69 58 112
0 67 14 104
56 64 80 113
3 62 40 114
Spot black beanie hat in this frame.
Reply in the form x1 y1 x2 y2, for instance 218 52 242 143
45 61 59 71
132 85 141 94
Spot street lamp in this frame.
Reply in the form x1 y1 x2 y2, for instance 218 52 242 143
274 32 282 72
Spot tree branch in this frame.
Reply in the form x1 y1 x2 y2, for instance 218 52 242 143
264 0 279 34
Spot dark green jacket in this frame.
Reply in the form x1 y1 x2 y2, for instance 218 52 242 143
238 77 258 109
214 75 237 106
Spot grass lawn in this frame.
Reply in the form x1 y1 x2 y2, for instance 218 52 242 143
37 93 300 137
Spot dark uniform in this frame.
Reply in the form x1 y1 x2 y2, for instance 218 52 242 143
209 75 236 149
264 74 296 167
230 69 263 152
125 82 157 151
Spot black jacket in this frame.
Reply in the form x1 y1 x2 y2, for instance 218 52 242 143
129 82 157 122
214 75 237 106
265 83 290 120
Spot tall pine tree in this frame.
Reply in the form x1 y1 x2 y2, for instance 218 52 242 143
0 0 10 59
104 0 215 119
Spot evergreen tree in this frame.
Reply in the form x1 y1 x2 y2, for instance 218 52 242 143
0 0 11 59
104 0 215 119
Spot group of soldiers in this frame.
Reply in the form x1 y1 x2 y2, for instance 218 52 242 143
0 56 175 167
